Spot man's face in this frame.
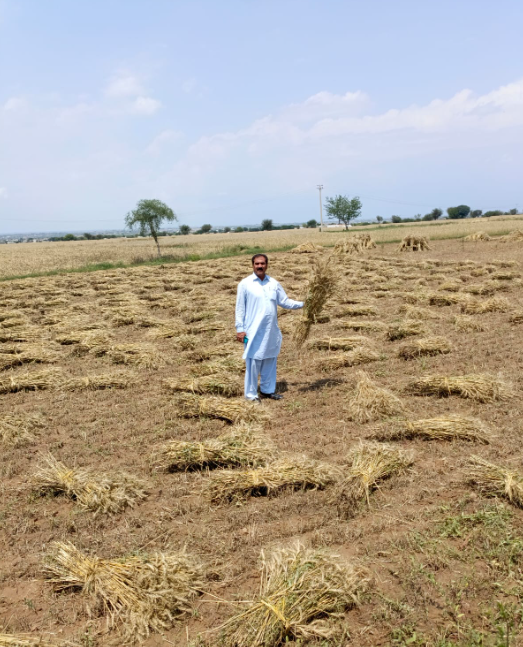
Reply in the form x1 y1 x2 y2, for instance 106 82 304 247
253 257 268 278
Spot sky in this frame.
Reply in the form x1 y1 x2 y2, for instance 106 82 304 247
1 0 523 234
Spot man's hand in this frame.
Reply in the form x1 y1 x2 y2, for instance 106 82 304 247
236 332 246 343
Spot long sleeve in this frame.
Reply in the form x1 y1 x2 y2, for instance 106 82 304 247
235 282 246 331
276 284 304 310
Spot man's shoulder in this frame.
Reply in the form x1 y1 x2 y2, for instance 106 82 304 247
238 275 253 285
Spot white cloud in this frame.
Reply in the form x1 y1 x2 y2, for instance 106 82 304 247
130 96 162 115
2 97 26 112
0 187 8 199
146 129 183 154
105 74 144 98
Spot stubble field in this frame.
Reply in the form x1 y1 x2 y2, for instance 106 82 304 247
2 235 523 646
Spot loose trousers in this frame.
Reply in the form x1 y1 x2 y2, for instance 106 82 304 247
244 357 277 400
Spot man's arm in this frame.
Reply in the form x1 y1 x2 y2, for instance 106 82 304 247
276 283 304 310
235 282 246 342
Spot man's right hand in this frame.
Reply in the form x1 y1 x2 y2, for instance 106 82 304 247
236 332 246 343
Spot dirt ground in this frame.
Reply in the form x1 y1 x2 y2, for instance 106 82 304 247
2 239 523 646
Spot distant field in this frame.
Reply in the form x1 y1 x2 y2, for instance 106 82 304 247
1 214 523 279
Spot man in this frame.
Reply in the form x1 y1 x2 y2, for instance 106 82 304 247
235 253 304 402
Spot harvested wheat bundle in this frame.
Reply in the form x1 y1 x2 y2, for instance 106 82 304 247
318 347 381 371
492 271 519 281
497 230 523 243
0 347 61 372
0 412 45 446
0 368 63 394
464 231 491 242
293 257 337 346
309 335 370 351
333 234 375 256
397 336 452 360
340 320 386 332
346 372 405 424
44 541 203 643
62 370 134 391
186 322 225 335
290 242 323 253
398 235 431 252
107 344 166 369
460 297 509 315
154 423 274 471
452 315 486 332
147 324 185 339
190 356 245 376
33 454 148 514
164 372 243 397
332 442 412 518
398 304 440 320
0 633 64 647
439 280 462 292
205 457 340 502
373 416 490 443
339 304 378 317
0 327 42 343
174 393 269 425
218 543 367 647
386 320 425 341
428 292 469 307
405 374 511 402
509 311 523 324
467 456 523 507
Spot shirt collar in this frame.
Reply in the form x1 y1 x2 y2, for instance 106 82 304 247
251 272 270 283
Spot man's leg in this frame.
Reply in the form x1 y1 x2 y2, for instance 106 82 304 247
259 357 277 396
244 358 262 400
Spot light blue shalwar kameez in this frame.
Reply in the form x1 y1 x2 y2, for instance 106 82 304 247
235 273 303 400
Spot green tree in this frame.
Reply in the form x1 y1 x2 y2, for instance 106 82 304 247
261 219 273 231
508 208 518 215
63 233 77 241
224 226 231 233
376 216 383 224
484 210 503 217
447 204 471 219
422 213 434 221
83 232 95 240
324 195 362 230
391 215 402 223
470 209 483 218
431 208 443 220
199 224 212 234
125 199 177 256
305 219 318 228
234 226 244 233
179 224 191 235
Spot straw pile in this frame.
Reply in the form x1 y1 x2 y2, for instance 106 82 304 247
205 457 340 502
164 372 243 397
340 320 387 332
509 310 523 324
333 234 376 255
373 416 491 443
62 371 134 391
398 304 441 320
318 347 381 371
218 543 367 647
0 634 63 647
452 315 486 332
498 230 523 243
154 423 274 471
33 454 148 514
293 257 337 346
387 320 424 341
290 242 323 253
339 304 377 317
331 442 413 518
405 374 511 402
428 292 468 306
397 336 452 359
0 412 45 446
190 356 244 376
148 324 185 339
310 335 370 351
467 456 523 507
107 343 166 369
0 368 63 394
460 297 509 314
44 541 203 642
174 393 269 425
464 231 491 242
0 328 42 343
398 235 431 252
346 372 405 423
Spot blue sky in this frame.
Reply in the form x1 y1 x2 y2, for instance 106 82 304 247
1 0 523 233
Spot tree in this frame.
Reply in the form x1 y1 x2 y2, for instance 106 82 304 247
324 195 362 230
414 213 421 221
447 205 471 219
431 208 443 220
199 224 212 234
224 226 231 233
83 232 95 240
261 219 273 231
422 213 434 221
470 210 482 218
391 215 402 223
508 208 518 215
376 216 383 224
234 226 244 233
483 210 503 217
305 219 318 228
125 199 177 256
179 224 191 235
63 233 77 241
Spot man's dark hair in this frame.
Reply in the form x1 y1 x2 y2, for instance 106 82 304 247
251 253 269 264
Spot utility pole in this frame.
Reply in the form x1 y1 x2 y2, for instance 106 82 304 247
317 184 324 232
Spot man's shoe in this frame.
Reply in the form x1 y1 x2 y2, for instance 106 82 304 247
259 392 283 400
248 397 261 404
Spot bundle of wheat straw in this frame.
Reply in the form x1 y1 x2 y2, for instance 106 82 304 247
373 415 490 443
346 372 405 423
190 356 244 376
405 374 511 402
0 413 45 446
33 454 148 514
290 242 323 253
62 371 134 390
464 231 491 242
218 543 367 647
0 328 43 343
339 304 378 317
0 634 64 646
107 343 166 369
310 335 370 351
44 541 203 642
164 372 243 397
460 297 509 315
205 457 340 502
386 320 425 341
398 304 441 320
0 368 63 394
174 393 269 425
397 336 452 359
154 423 274 471
467 456 523 507
498 230 523 243
452 315 486 332
398 235 431 252
0 348 61 372
318 347 381 371
428 292 470 307
293 257 337 346
332 442 413 518
340 320 386 332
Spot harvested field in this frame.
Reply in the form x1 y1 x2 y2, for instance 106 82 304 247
2 236 523 646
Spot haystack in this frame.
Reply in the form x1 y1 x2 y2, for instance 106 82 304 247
452 315 486 332
339 304 378 317
346 372 405 423
398 235 431 252
189 356 245 376
386 320 425 341
310 335 370 351
290 242 323 253
464 231 491 242
340 320 387 332
174 393 269 425
318 347 381 371
205 457 340 502
467 456 523 507
293 257 337 346
332 442 413 518
218 543 367 647
33 454 148 514
397 336 452 359
107 343 166 369
406 374 511 402
497 230 523 243
373 416 490 443
62 371 134 391
0 368 63 394
333 234 376 255
0 634 63 646
44 541 203 642
0 413 45 446
460 297 509 315
164 372 243 397
398 304 441 320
